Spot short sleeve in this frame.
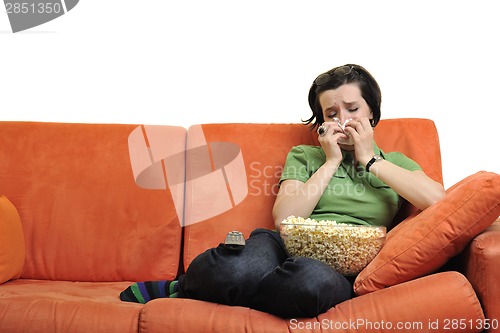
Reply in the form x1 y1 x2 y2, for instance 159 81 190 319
279 145 314 184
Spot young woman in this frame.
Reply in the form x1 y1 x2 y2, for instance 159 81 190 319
273 64 445 228
120 64 445 319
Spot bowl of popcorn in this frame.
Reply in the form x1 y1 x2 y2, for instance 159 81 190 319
279 216 386 276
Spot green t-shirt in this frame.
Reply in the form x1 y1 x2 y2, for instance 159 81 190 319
279 143 422 227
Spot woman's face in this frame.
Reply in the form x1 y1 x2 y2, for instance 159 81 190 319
318 83 372 124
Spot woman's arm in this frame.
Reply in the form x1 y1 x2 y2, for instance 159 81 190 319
346 118 446 210
272 159 339 230
362 161 445 210
272 122 348 229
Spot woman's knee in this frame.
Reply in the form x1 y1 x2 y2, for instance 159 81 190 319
180 230 288 305
282 257 351 300
252 257 352 318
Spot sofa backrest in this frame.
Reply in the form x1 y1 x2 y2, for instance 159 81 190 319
0 122 183 282
0 119 443 280
182 119 443 268
182 123 317 268
373 118 443 184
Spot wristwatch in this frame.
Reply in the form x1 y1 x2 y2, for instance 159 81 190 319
365 155 383 172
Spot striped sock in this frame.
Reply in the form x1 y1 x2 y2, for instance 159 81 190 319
120 280 179 304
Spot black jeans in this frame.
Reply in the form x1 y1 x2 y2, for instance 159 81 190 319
177 228 352 318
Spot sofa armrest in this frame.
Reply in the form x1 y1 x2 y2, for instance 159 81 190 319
462 220 500 333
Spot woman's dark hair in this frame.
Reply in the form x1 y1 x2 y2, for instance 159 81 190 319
303 64 382 129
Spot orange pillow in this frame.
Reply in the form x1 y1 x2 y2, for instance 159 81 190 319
0 195 25 284
354 171 500 295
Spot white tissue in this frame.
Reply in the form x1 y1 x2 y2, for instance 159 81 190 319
333 118 354 145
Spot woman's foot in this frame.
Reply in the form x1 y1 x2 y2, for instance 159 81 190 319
120 280 179 303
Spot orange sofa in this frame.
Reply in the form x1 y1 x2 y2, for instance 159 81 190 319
1 119 499 333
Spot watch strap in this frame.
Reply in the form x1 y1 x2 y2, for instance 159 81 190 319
365 155 383 172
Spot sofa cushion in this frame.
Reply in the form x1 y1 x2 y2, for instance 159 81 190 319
182 123 317 268
183 119 444 268
310 118 443 185
141 298 289 333
0 122 183 281
354 171 500 295
0 279 141 333
373 118 444 223
0 195 25 284
373 118 443 185
325 272 484 333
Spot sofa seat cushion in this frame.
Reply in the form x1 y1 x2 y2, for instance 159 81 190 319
325 272 484 333
0 195 25 284
141 298 289 333
354 171 500 295
138 272 483 333
0 279 141 333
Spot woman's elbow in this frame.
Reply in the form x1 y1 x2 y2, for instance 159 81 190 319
272 209 285 230
419 185 446 210
430 183 446 204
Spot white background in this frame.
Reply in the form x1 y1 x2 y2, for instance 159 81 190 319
1 0 499 189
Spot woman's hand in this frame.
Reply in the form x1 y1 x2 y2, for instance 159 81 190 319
273 123 348 228
342 117 446 210
317 121 346 165
343 117 375 165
